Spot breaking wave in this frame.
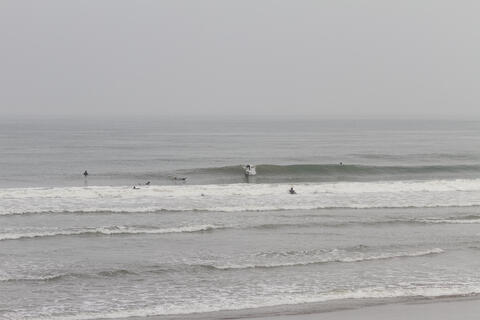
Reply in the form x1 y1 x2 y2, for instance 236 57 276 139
0 225 223 241
418 214 480 224
189 163 480 178
16 275 478 320
2 179 480 215
0 269 138 283
0 248 444 283
205 248 445 270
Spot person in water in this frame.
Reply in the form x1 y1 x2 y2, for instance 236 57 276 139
289 187 296 194
83 170 88 177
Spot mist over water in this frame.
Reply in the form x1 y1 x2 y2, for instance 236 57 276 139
1 118 480 319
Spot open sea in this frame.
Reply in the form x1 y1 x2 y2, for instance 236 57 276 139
1 117 480 319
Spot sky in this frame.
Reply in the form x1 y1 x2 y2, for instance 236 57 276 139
1 1 479 118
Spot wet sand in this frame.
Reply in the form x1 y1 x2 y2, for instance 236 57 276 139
140 296 480 320
249 297 480 320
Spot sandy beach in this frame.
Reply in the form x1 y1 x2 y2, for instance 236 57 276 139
137 296 480 320
249 297 480 320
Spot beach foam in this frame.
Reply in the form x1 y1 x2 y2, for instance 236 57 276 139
21 285 480 320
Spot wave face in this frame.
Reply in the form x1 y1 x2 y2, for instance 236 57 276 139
2 179 480 215
194 163 480 175
186 164 480 183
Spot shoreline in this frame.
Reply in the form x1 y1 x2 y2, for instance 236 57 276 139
249 296 480 320
131 294 480 320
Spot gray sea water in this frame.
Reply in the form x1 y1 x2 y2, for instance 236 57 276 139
1 117 480 319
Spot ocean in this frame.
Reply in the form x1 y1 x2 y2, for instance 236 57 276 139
1 117 480 319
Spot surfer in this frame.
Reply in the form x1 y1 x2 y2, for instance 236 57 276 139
174 177 187 181
145 181 151 185
243 164 256 176
83 170 88 177
289 187 296 194
339 162 343 166
133 186 139 189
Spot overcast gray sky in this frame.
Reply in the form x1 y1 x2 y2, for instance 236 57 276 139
1 1 479 118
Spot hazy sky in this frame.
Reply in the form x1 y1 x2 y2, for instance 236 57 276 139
1 1 479 118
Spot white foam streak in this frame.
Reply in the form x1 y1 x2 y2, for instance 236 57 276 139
28 285 480 320
420 219 480 224
212 248 444 269
0 225 221 241
1 179 480 215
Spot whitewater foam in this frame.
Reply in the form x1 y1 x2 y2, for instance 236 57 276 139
0 224 223 241
208 248 444 270
1 179 480 215
23 285 480 320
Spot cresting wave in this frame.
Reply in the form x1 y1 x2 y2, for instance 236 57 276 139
2 215 476 242
252 215 480 229
205 248 444 270
2 179 480 215
0 269 138 283
0 216 480 241
189 163 480 177
0 248 444 283
0 224 222 241
418 215 480 224
1 215 477 242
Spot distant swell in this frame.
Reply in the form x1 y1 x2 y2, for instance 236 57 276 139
0 225 223 241
190 163 480 176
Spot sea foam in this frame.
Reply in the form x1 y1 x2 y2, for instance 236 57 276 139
0 224 222 241
1 179 480 215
